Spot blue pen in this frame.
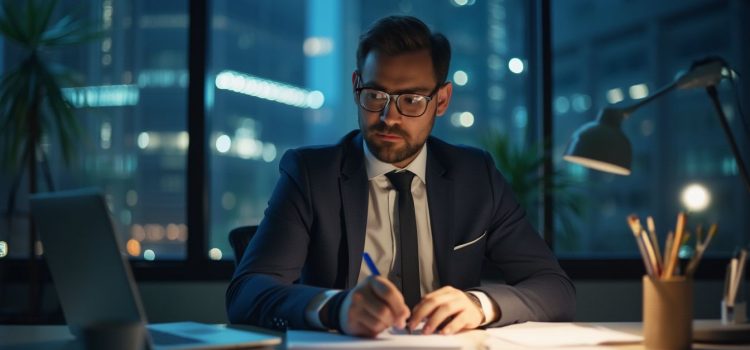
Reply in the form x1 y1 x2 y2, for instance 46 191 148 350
363 252 413 333
362 252 380 276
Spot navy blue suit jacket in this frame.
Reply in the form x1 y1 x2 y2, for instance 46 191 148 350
226 130 575 330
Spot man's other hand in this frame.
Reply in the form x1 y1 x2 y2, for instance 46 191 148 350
340 276 410 337
409 286 483 335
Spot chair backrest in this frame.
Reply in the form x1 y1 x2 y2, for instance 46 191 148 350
228 225 258 266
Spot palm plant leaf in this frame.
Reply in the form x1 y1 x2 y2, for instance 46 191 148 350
0 0 28 45
42 15 103 46
0 0 101 171
25 0 56 46
483 131 585 239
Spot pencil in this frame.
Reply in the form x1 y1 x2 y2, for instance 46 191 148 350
730 249 747 306
628 215 655 276
647 216 662 268
728 258 738 306
664 212 686 278
635 231 656 277
664 231 674 278
640 230 661 277
686 223 717 276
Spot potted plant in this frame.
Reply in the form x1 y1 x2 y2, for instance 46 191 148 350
483 132 585 250
0 0 100 320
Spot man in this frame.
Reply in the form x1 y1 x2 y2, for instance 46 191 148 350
226 15 575 337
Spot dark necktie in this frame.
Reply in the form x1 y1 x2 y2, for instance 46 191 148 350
385 170 421 309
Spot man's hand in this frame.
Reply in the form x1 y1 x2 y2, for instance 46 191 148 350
409 286 483 335
340 276 410 337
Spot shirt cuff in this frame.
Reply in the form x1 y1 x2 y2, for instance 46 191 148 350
468 290 497 326
305 290 342 330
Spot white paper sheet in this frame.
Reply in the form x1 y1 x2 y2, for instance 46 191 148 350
287 328 473 350
486 322 642 348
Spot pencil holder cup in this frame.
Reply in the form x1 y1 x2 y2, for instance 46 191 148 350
643 275 693 350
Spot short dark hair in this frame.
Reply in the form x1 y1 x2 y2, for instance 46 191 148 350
356 16 451 85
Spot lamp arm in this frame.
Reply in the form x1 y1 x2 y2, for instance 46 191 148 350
619 80 680 117
706 85 750 193
618 58 727 117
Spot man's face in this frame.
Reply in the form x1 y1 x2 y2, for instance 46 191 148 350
353 49 452 168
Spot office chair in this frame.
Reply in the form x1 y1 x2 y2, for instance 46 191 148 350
228 225 258 266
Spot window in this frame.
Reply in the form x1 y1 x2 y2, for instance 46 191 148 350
207 0 532 260
0 0 188 260
552 0 750 256
3 0 742 277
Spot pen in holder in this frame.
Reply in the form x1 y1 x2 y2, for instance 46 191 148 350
722 248 747 324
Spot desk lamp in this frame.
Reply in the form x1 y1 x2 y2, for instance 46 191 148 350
563 57 750 193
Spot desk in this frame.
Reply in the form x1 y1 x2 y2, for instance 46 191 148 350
1 323 747 350
0 324 281 350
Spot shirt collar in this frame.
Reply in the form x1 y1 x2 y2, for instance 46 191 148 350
363 138 427 184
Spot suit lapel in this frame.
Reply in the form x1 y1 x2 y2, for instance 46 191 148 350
339 133 369 288
426 139 454 286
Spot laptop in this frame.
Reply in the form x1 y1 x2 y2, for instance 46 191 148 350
30 188 281 350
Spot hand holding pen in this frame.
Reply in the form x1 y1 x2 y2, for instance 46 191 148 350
337 253 410 337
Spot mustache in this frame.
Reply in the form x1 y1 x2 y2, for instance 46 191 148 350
368 122 408 138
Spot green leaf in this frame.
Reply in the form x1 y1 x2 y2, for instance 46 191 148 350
0 0 28 45
0 0 98 171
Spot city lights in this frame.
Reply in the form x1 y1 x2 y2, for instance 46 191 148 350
62 84 139 108
126 239 141 257
166 224 180 241
606 88 625 104
571 94 592 112
262 143 277 163
303 37 334 56
137 132 150 149
215 70 325 109
100 122 112 150
176 131 189 150
554 96 570 114
450 112 475 128
459 112 475 127
215 135 232 153
629 83 649 99
209 248 223 261
508 58 524 74
144 249 156 261
453 70 469 86
450 0 476 6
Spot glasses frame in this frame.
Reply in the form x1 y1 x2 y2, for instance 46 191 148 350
355 75 443 118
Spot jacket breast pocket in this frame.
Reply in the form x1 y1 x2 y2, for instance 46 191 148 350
452 231 487 251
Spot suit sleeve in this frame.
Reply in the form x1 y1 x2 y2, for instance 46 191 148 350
474 151 576 327
225 149 327 330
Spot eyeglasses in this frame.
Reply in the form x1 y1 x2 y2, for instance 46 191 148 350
355 80 442 118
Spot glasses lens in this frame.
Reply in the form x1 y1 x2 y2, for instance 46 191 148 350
359 89 388 112
396 94 428 117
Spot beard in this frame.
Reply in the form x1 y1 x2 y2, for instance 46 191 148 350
363 122 424 165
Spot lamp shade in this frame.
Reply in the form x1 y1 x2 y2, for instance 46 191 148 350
563 109 632 175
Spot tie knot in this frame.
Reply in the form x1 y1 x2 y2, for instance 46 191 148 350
385 170 415 193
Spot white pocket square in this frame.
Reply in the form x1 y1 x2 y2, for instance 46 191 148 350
453 231 487 251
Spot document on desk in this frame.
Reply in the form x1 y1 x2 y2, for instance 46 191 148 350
486 322 642 348
287 328 470 349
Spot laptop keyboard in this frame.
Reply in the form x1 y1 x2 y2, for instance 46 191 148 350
148 328 204 345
